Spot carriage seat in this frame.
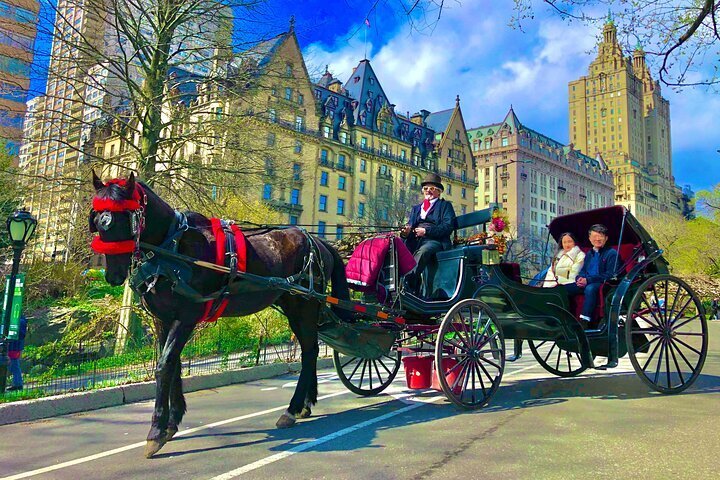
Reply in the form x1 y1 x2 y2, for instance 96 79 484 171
425 245 493 300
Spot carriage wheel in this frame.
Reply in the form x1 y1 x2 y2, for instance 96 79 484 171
333 347 401 396
435 299 505 409
528 340 589 377
626 275 708 394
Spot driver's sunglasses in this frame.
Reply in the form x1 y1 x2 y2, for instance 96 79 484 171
422 186 439 192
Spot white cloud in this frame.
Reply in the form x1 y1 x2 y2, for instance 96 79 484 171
302 3 720 188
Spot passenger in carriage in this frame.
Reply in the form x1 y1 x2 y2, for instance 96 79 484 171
542 232 585 288
564 224 620 325
400 173 456 294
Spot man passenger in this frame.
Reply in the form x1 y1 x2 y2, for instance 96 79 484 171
564 224 620 324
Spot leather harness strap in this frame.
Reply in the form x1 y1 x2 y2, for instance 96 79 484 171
199 218 247 323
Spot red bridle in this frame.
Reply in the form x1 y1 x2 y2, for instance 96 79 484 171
91 179 147 255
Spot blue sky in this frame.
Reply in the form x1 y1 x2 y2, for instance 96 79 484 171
29 0 719 192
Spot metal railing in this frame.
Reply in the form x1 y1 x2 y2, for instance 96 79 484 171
6 325 331 400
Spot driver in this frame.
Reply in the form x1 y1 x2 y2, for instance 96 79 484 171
400 173 456 293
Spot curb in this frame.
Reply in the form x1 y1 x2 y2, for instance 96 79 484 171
0 357 335 426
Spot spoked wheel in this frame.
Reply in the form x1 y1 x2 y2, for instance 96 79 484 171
435 299 505 409
528 340 589 377
626 275 708 394
333 347 401 396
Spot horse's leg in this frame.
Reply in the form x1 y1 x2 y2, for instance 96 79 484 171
165 359 185 442
145 320 194 458
277 303 320 428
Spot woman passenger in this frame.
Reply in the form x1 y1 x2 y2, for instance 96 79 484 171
542 232 585 288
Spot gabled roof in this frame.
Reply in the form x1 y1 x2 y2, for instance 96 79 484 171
425 108 454 134
469 107 609 171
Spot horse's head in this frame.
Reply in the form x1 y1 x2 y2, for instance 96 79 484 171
90 171 146 286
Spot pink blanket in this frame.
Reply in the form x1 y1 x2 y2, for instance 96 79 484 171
346 235 416 291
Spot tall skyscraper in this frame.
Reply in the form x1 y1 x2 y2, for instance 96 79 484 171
20 1 230 260
0 0 39 155
568 16 683 219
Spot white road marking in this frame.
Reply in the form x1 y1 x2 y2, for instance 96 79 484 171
260 387 278 391
210 363 541 478
209 396 438 479
2 391 347 480
4 360 543 480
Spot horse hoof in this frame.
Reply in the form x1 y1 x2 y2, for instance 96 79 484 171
298 406 312 419
144 439 166 458
276 413 296 428
165 426 178 442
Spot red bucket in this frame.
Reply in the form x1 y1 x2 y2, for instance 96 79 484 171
402 355 434 389
432 357 461 394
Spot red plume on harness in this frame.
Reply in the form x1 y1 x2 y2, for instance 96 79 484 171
91 178 146 255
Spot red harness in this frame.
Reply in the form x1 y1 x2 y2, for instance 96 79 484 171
199 218 247 323
91 179 147 255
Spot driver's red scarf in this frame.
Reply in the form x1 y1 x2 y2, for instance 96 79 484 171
199 218 247 323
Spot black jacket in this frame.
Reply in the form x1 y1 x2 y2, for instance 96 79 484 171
404 198 456 251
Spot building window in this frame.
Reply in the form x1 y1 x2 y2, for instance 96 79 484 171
268 109 276 122
461 188 466 199
320 149 328 162
339 131 347 144
286 64 293 76
411 175 418 186
262 183 272 200
293 163 301 181
338 176 346 190
360 158 366 172
319 195 327 211
267 133 275 146
358 202 365 217
447 184 452 195
320 171 328 186
289 215 298 225
285 87 292 100
501 137 509 147
338 154 346 168
337 198 345 215
290 188 300 205
360 136 368 149
336 225 344 240
298 93 304 105
359 179 366 194
318 221 326 238
294 140 302 154
295 116 304 131
323 125 330 138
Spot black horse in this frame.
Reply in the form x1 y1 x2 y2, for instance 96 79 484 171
89 172 350 458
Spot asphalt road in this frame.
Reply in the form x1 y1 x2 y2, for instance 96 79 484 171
2 322 719 480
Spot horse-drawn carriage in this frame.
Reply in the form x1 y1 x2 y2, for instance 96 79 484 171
89 174 708 457
330 204 708 408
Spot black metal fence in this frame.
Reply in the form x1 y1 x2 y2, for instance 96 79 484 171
4 324 331 400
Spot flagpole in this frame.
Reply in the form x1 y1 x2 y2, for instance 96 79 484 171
364 21 368 59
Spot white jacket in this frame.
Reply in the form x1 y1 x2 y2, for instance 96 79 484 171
543 246 585 287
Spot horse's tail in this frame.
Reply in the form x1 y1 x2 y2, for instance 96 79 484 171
316 237 352 321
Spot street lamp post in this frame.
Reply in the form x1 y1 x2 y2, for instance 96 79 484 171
494 158 534 206
0 209 37 394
